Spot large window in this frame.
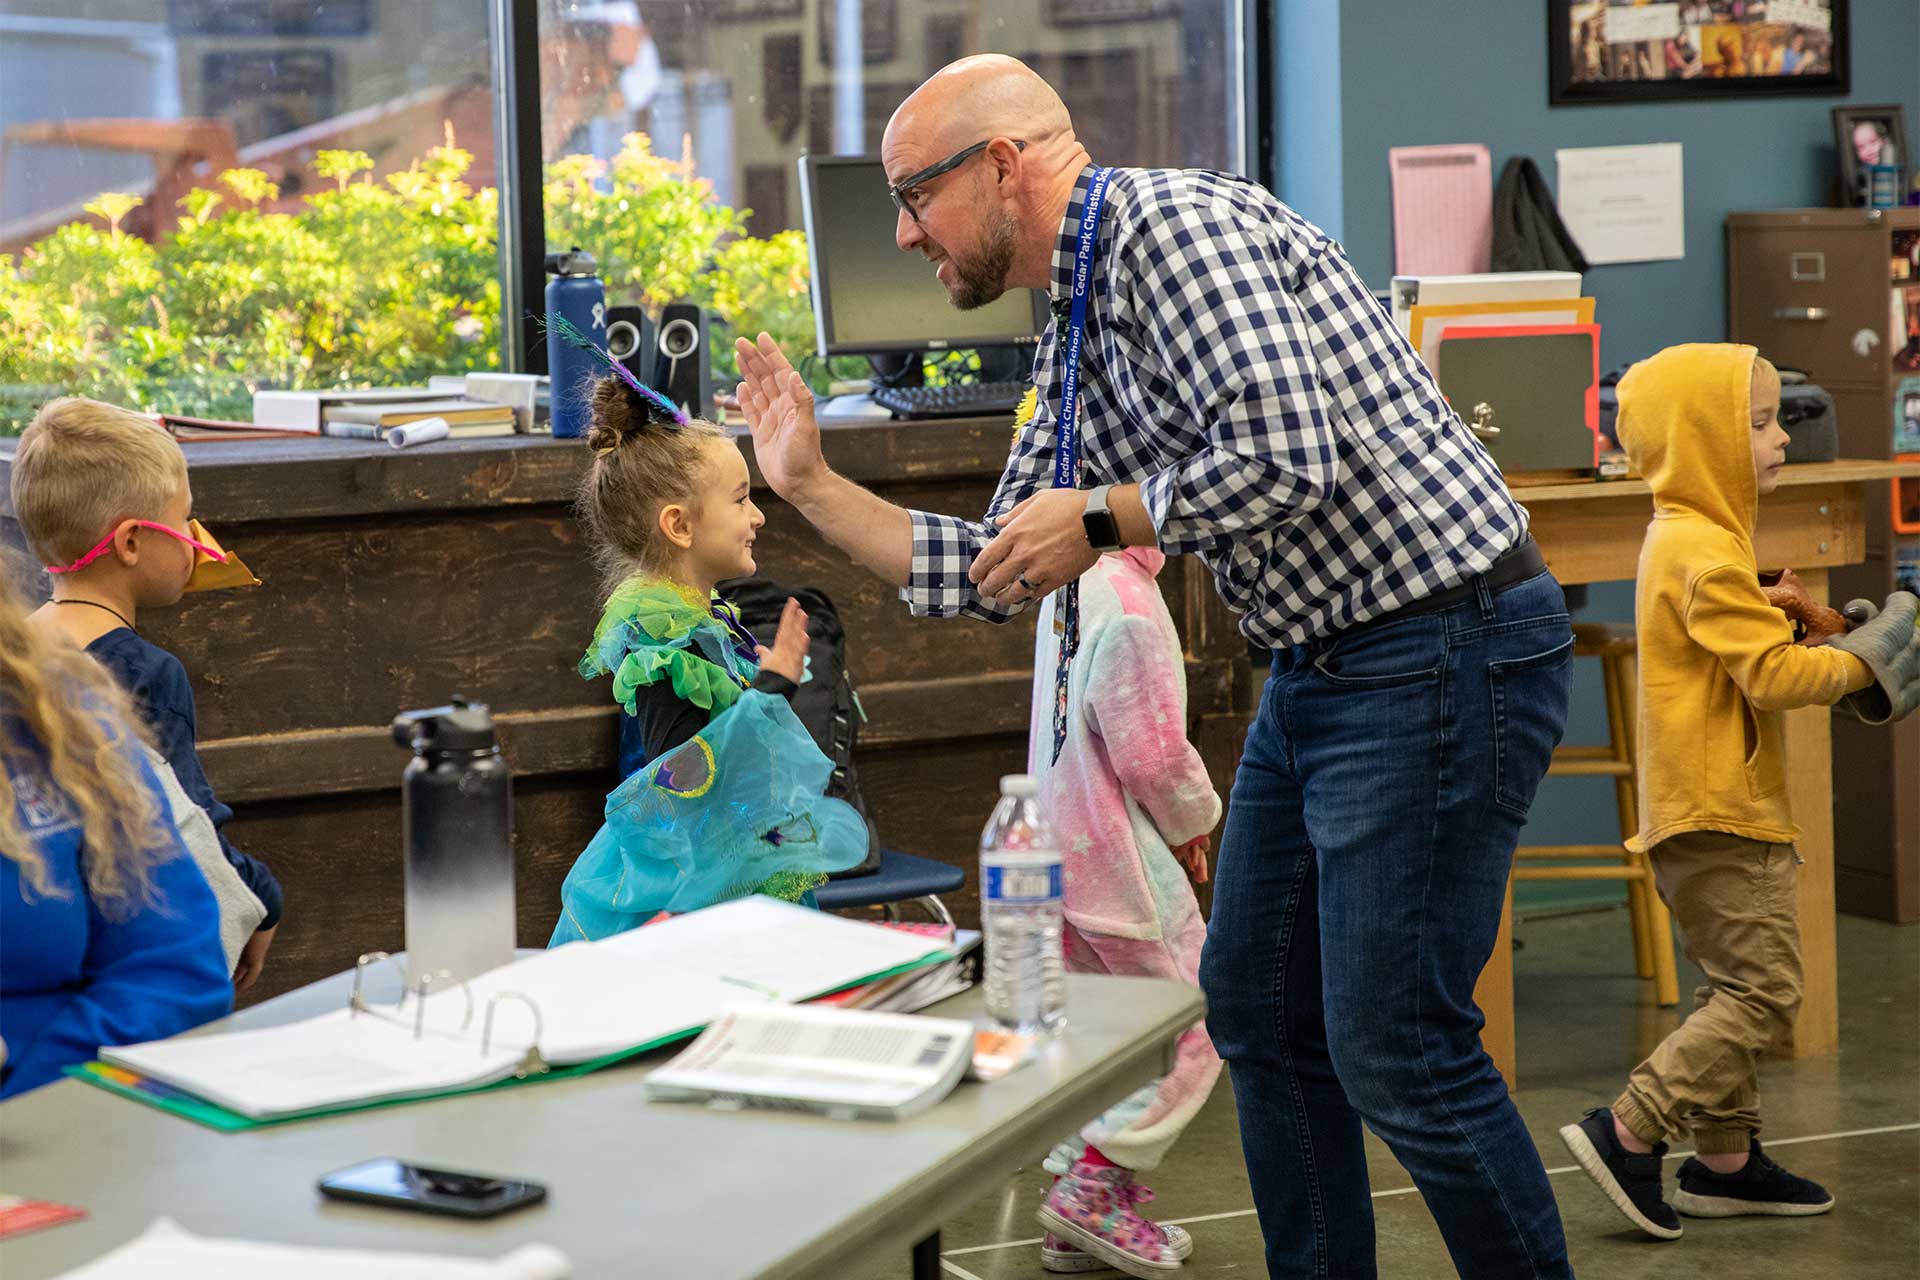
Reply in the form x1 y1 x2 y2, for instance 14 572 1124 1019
533 0 1243 387
0 1 501 427
1 1 1245 431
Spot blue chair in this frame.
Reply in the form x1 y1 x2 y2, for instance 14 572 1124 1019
814 849 965 926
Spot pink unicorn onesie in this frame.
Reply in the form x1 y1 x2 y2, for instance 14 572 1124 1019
1029 546 1224 1278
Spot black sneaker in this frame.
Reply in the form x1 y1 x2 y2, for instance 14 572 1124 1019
1672 1139 1835 1218
1559 1108 1683 1240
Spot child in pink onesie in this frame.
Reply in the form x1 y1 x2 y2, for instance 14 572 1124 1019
1030 546 1223 1278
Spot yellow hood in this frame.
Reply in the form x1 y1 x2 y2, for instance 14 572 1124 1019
1616 343 1758 541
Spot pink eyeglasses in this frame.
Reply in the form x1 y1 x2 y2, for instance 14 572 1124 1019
46 519 229 575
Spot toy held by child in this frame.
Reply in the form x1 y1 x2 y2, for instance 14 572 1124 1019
1026 546 1223 1278
1558 345 1920 1242
9 398 282 991
549 338 867 946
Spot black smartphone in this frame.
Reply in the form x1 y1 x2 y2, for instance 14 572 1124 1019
317 1158 547 1220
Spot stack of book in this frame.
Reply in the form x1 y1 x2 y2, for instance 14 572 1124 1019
318 399 517 441
252 387 518 439
811 923 979 1014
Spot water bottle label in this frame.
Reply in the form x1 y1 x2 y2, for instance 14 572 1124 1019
984 863 1062 903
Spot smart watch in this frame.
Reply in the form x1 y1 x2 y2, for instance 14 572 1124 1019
1081 484 1122 552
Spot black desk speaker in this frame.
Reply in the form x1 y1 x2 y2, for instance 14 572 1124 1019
654 302 714 419
605 306 655 386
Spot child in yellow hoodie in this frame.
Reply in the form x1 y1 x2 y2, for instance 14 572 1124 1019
1559 344 1920 1241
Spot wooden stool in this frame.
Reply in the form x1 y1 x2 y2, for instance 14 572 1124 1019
1513 622 1680 1006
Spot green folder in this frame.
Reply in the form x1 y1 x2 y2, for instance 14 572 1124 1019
67 946 964 1132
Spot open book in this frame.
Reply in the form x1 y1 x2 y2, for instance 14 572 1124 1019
644 1003 974 1121
87 898 957 1126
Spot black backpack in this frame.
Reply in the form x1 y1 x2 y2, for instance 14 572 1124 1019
717 577 881 878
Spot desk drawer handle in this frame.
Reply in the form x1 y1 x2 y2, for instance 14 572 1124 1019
1773 307 1828 321
1469 402 1500 442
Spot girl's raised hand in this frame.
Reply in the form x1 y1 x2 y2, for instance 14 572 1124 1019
755 597 810 684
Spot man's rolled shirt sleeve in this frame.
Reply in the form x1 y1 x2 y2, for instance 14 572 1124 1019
901 405 1056 623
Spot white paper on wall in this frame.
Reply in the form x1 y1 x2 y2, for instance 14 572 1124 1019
1555 143 1685 266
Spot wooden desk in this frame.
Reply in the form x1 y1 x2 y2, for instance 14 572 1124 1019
1470 459 1920 1087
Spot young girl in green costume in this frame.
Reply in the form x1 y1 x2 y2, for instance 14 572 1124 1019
549 376 867 946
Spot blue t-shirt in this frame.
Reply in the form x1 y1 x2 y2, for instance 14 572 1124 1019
87 628 283 928
1 714 233 1098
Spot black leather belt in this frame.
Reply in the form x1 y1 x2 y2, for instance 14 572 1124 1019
1343 536 1548 637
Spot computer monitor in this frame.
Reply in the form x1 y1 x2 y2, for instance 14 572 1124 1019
797 153 1048 359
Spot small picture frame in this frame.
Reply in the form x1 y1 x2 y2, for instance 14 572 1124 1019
1894 377 1920 454
1832 104 1909 208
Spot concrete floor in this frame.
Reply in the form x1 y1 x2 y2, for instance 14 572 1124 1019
862 909 1920 1280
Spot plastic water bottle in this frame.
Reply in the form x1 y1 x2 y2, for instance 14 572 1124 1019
980 774 1067 1036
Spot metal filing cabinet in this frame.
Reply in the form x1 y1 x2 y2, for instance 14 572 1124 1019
1729 207 1920 923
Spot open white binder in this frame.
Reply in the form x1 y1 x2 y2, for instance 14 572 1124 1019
100 897 956 1122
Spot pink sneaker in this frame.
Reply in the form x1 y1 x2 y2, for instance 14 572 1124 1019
1037 1161 1183 1277
1041 1222 1193 1274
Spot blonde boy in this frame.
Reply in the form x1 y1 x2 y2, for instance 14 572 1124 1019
10 399 281 986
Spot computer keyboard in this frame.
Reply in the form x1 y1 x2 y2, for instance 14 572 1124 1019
867 380 1029 420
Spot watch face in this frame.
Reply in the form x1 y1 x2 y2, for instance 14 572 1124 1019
1083 509 1121 550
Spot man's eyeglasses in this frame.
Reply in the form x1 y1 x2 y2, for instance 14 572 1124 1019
887 138 1026 222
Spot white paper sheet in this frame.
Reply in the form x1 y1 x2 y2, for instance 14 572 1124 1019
597 894 950 1002
1555 143 1685 266
102 1009 526 1119
54 1218 568 1280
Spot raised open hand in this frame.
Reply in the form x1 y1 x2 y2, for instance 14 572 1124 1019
734 332 825 500
754 596 810 684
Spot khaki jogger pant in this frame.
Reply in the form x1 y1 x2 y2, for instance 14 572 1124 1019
1614 829 1803 1155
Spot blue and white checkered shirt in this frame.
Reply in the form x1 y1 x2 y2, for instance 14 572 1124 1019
902 166 1529 649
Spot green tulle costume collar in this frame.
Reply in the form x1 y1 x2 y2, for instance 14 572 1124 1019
580 577 761 718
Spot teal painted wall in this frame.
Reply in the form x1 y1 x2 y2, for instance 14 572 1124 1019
1270 0 1918 908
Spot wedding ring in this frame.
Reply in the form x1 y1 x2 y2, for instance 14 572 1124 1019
1016 573 1040 592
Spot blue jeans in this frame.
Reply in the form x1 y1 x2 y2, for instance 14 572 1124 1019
1201 570 1575 1279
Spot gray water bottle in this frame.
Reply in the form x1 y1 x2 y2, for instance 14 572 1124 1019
391 697 515 983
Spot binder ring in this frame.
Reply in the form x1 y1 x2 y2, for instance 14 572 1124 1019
349 951 407 1016
481 992 544 1055
482 992 549 1079
411 969 476 1040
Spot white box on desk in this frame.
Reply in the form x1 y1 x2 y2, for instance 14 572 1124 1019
1389 271 1583 337
252 387 445 432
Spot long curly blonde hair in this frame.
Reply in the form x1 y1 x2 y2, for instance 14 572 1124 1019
0 565 171 915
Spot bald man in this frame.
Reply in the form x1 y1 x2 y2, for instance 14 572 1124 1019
737 56 1574 1280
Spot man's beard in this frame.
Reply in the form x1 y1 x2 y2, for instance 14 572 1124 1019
946 211 1018 311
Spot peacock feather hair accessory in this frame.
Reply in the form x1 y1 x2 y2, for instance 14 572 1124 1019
541 311 691 429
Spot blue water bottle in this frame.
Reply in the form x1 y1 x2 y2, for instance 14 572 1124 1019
544 247 606 439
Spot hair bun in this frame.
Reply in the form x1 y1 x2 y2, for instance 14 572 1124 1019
586 376 646 451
